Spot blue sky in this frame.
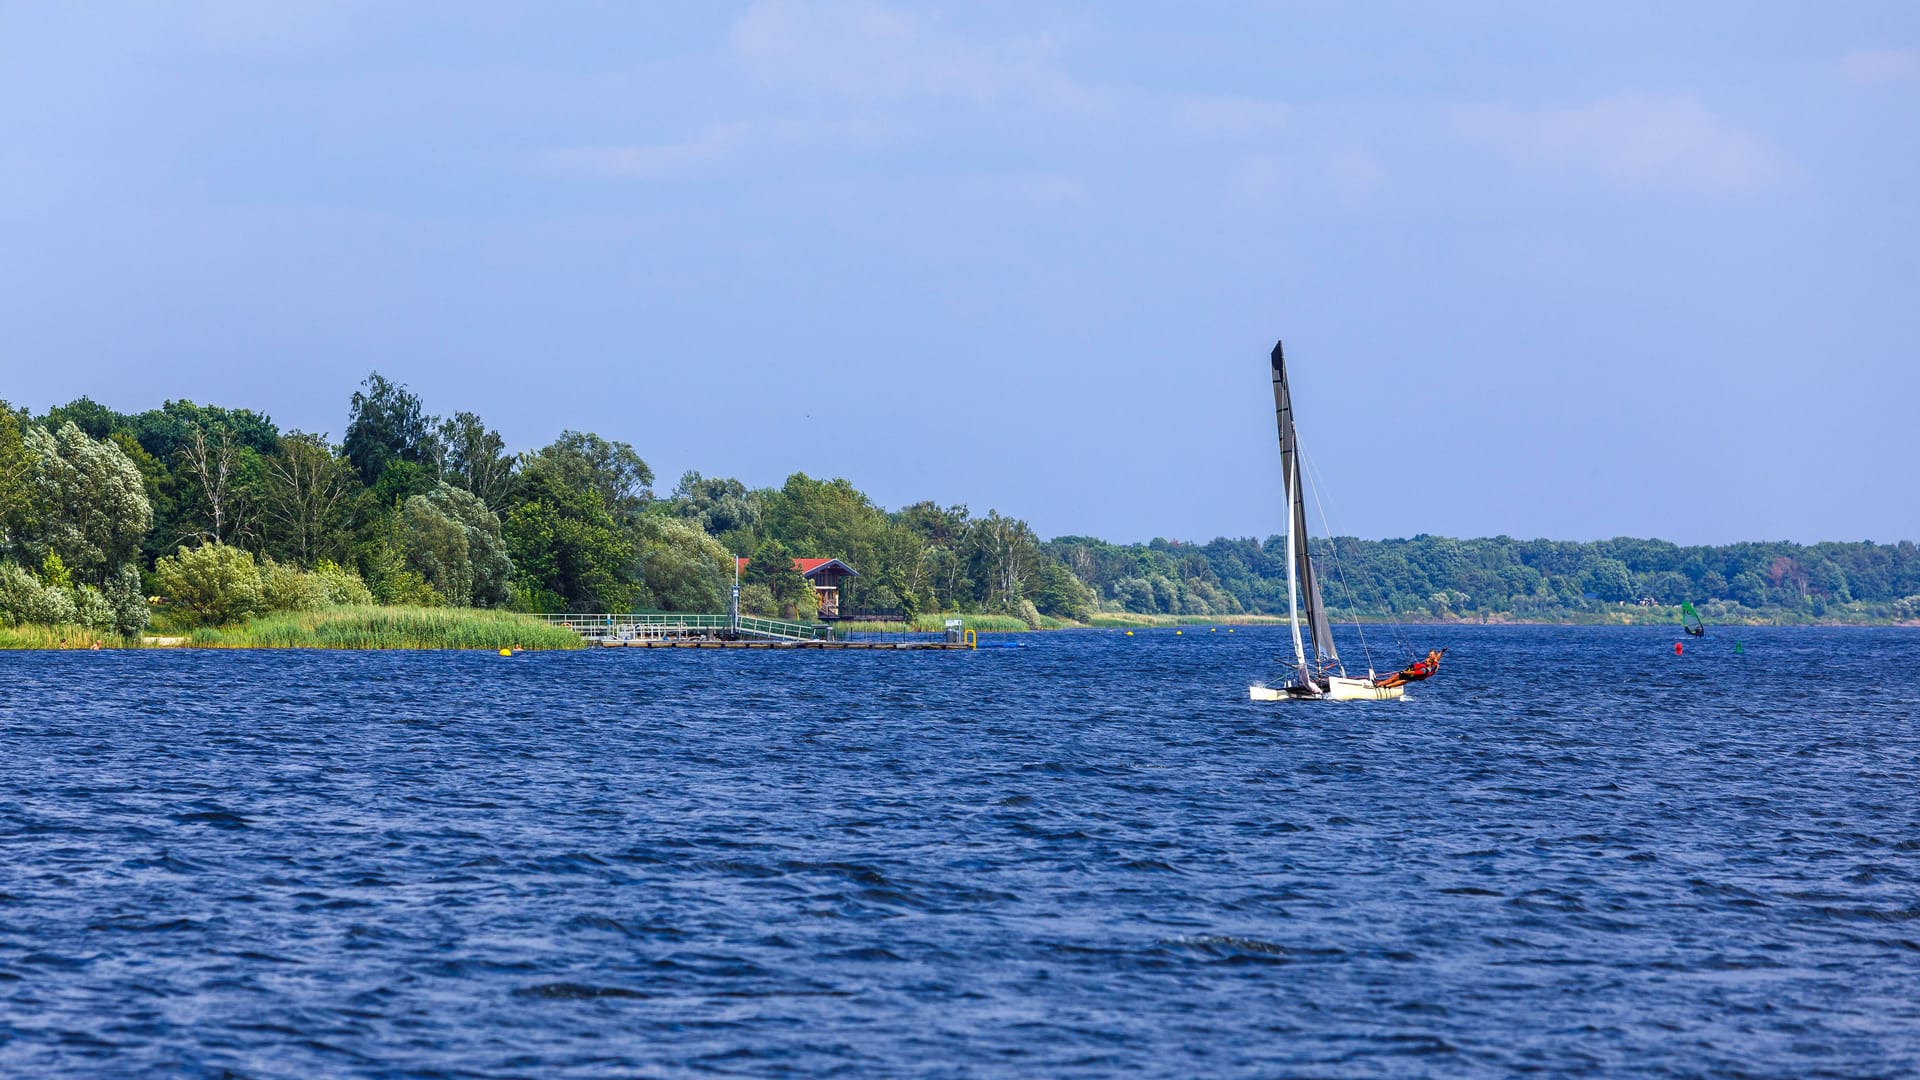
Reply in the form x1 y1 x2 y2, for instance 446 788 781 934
3 2 1915 544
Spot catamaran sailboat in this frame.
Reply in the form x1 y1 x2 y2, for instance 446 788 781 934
1250 340 1434 702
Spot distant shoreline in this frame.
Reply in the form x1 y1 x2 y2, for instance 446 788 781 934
5 607 1915 651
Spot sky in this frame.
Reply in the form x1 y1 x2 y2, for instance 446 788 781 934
2 2 1916 546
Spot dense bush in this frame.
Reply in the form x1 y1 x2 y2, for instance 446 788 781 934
311 560 375 605
153 542 265 625
0 562 78 626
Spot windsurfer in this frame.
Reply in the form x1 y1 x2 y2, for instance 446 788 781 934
1374 649 1444 689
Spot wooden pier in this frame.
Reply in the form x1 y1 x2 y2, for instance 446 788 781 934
535 613 978 650
600 638 970 650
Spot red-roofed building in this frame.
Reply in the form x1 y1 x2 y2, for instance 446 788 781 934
734 557 858 617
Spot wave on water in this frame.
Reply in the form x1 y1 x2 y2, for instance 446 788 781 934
1 626 1917 1075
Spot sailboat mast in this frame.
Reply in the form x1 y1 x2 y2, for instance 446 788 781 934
1273 342 1309 679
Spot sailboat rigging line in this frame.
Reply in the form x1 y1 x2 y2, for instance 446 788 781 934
1297 448 1374 676
1300 449 1414 665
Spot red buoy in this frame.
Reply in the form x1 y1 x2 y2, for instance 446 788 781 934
1674 641 1683 656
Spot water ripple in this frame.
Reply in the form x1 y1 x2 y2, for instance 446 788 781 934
2 626 1918 1075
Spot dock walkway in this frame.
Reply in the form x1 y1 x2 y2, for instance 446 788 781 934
602 638 969 650
534 612 975 650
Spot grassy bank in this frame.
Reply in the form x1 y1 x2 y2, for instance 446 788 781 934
0 624 139 649
186 606 586 650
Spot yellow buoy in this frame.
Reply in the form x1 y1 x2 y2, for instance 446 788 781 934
499 648 512 656
1210 628 1216 633
1125 630 1134 636
1175 630 1183 635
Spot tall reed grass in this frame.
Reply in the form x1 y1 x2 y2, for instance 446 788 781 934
0 624 138 649
186 606 586 650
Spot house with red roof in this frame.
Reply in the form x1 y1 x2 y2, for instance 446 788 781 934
734 557 858 617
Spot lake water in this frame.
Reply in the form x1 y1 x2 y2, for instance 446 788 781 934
3 626 1918 1076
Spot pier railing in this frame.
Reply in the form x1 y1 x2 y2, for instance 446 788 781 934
534 612 831 643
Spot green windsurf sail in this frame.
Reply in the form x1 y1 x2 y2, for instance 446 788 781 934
1681 601 1705 637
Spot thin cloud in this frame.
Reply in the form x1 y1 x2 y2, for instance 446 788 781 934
1227 147 1387 212
1177 95 1294 138
730 0 1068 104
536 125 747 180
1839 48 1920 83
946 171 1085 205
540 1 1312 191
183 0 366 51
1454 95 1777 192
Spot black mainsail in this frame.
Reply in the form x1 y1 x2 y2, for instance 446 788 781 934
1270 340 1339 684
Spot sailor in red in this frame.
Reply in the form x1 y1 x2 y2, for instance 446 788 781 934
1375 649 1444 689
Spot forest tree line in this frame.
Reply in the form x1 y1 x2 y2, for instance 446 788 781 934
0 375 1096 631
4 374 1916 633
1046 534 1920 622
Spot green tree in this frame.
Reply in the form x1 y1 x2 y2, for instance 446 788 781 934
430 484 511 607
400 494 474 607
503 463 633 611
966 511 1041 613
121 401 277 553
344 373 437 485
1032 560 1097 621
356 508 445 607
259 432 358 566
438 411 516 509
153 542 265 625
18 423 152 601
744 538 811 616
42 396 125 439
672 471 762 550
522 431 653 526
632 515 730 612
0 404 35 551
395 484 512 608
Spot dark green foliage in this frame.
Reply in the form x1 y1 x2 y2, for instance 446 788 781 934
522 431 652 526
0 403 34 552
257 432 357 566
1048 533 1920 621
41 396 122 440
631 515 730 613
399 484 512 608
672 471 761 550
1033 560 1096 622
744 538 805 605
344 373 435 485
367 459 436 508
438 411 515 509
503 462 634 612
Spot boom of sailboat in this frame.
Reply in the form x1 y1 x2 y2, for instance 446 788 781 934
1249 339 1445 702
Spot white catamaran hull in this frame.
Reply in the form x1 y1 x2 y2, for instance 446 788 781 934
1249 677 1405 702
